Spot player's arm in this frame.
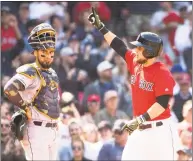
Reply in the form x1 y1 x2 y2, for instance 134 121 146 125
88 7 128 59
122 95 171 134
4 77 27 110
4 64 37 111
146 95 171 119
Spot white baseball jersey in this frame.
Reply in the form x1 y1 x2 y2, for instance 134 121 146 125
13 64 60 161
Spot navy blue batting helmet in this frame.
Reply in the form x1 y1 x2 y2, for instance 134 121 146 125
130 32 163 59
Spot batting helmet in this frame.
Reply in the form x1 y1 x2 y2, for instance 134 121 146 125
28 23 56 50
130 32 163 59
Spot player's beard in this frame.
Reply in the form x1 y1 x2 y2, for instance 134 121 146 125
37 58 52 69
136 58 148 64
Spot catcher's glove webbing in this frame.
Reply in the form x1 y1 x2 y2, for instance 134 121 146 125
10 110 28 140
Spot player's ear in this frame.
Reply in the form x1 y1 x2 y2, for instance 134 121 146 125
33 50 38 57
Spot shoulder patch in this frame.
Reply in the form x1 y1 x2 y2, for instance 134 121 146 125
16 64 37 79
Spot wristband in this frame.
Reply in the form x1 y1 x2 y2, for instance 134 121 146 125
99 25 109 35
142 112 151 121
136 112 151 124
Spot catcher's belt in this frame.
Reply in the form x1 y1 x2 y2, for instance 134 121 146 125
33 121 57 128
10 110 28 140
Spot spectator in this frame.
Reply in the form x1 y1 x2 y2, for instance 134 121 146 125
82 60 130 113
112 54 128 86
171 64 192 95
67 68 89 102
183 46 192 77
81 94 101 125
1 101 13 120
72 2 111 24
177 148 192 161
174 5 192 55
162 2 188 59
58 92 81 149
20 19 39 55
173 73 192 122
76 43 104 81
178 100 192 135
58 119 83 161
50 15 67 52
54 47 78 93
82 123 99 143
150 2 176 62
1 117 26 161
1 6 24 76
98 119 128 161
94 90 129 126
70 137 92 161
181 6 192 75
74 10 96 41
29 2 65 21
58 119 99 161
179 128 192 149
98 121 113 141
18 3 30 37
60 91 81 118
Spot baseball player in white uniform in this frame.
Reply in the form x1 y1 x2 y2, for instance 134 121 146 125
4 23 60 160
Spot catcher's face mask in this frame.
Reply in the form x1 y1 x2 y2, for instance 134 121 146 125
28 23 56 50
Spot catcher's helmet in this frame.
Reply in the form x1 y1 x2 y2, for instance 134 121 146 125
28 23 56 50
130 32 163 59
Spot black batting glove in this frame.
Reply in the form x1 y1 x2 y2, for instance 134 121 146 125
88 7 105 30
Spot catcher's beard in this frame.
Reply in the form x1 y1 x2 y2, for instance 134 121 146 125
36 57 52 69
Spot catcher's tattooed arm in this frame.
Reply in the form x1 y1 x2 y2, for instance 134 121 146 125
4 78 27 110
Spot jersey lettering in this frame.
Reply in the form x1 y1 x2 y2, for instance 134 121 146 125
139 79 154 91
131 74 154 91
131 75 136 85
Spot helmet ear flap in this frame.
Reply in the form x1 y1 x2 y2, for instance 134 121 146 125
142 49 154 59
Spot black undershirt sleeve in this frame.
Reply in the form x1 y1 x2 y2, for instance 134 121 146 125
156 95 171 109
110 37 128 59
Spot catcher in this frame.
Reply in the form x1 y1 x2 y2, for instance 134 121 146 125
88 7 180 160
4 23 60 160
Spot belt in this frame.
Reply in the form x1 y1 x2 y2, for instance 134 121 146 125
139 121 163 130
33 121 57 128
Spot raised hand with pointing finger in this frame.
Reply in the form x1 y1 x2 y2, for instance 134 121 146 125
88 7 108 34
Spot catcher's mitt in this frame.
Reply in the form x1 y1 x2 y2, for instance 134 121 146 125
10 110 28 140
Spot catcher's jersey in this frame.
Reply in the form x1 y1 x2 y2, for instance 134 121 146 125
124 50 175 120
14 63 60 119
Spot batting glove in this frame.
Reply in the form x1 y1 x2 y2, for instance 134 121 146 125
122 115 146 134
88 7 105 31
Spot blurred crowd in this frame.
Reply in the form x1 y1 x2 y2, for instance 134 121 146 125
1 2 192 161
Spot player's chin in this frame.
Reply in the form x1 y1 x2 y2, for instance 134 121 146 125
42 63 52 68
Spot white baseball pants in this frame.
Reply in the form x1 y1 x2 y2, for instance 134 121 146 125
20 106 59 160
122 117 181 160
